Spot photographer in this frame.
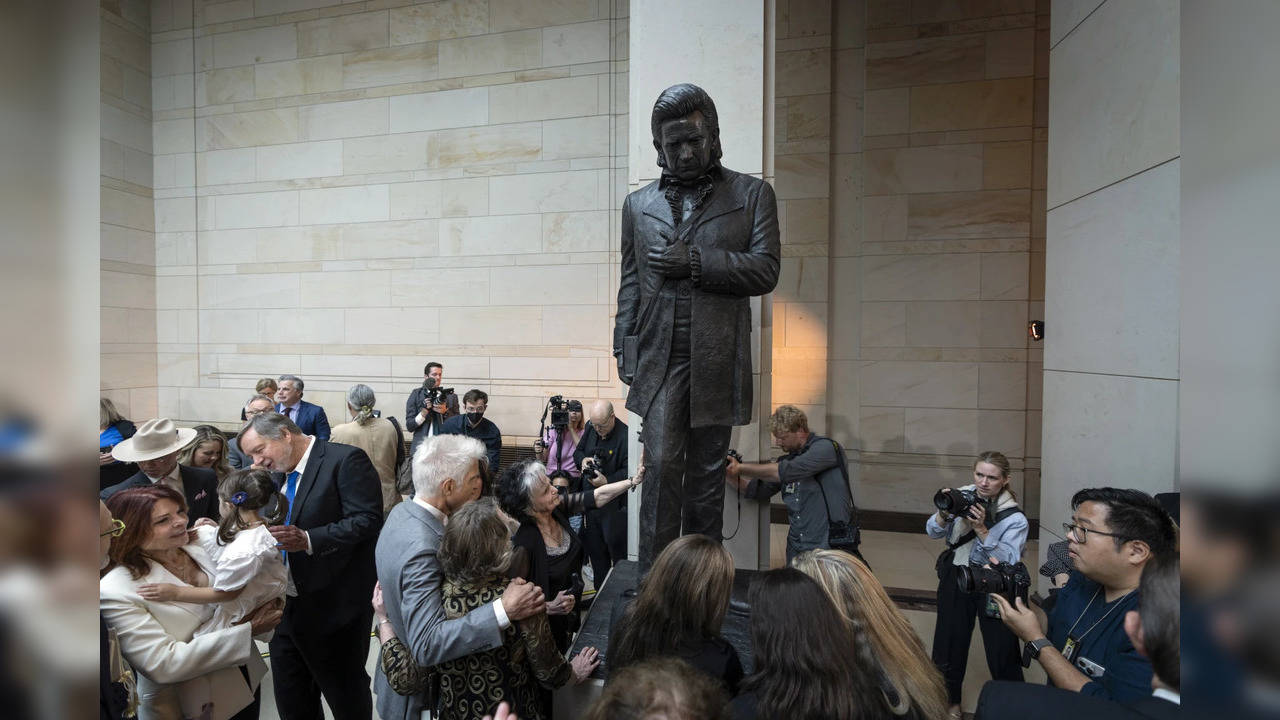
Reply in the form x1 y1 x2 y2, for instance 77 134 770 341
404 371 452 459
926 451 1028 718
440 389 502 478
574 401 629 581
536 398 587 530
989 488 1176 703
724 405 860 564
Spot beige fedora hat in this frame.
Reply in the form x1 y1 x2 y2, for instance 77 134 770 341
110 418 198 463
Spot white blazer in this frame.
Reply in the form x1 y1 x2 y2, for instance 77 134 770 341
100 543 267 720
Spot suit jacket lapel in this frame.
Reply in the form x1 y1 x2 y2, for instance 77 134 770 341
677 181 744 244
289 439 326 525
640 191 676 229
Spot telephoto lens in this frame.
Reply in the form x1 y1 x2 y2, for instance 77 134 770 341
956 562 1031 605
933 487 980 515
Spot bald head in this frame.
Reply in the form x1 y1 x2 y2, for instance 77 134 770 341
590 401 616 438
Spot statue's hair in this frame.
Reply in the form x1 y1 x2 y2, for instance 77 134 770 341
650 83 722 167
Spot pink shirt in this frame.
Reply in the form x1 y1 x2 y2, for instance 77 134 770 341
542 426 584 476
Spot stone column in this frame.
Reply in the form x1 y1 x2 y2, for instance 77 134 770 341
626 0 772 568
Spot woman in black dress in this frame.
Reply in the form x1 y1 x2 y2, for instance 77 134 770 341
497 459 640 652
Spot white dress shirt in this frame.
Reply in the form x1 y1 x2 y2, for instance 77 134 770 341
146 463 185 496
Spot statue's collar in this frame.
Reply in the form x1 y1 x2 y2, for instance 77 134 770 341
659 162 723 189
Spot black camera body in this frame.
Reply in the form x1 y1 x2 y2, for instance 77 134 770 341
548 395 570 428
423 383 454 407
581 449 609 482
957 561 1031 607
934 487 981 516
726 449 743 463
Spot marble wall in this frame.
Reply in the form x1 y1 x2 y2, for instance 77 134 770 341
1040 0 1179 558
849 0 1047 516
144 0 629 437
102 0 159 420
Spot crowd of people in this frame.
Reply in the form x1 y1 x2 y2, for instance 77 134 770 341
97 363 1181 720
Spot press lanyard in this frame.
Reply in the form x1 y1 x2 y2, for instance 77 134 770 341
1062 586 1134 662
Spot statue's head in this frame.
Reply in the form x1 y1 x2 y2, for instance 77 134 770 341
650 83 722 181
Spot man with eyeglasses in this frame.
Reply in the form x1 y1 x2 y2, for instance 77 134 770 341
228 393 275 469
574 400 630 581
989 487 1177 703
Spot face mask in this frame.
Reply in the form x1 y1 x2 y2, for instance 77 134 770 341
466 411 484 424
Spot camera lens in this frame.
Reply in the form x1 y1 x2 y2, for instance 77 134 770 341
933 489 955 513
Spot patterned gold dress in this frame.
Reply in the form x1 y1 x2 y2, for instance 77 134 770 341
379 574 572 720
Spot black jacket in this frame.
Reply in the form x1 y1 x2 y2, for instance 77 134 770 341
975 681 1179 720
100 464 220 525
614 166 780 428
278 439 383 631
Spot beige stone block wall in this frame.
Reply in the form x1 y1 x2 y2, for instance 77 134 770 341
854 0 1044 516
148 0 630 437
102 0 158 420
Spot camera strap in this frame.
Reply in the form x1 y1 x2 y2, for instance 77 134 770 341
945 506 1023 551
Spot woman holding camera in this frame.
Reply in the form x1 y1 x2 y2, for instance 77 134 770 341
926 450 1028 719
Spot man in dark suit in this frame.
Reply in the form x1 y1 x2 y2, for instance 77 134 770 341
275 374 331 441
614 83 780 569
99 417 219 524
238 411 383 720
976 553 1181 720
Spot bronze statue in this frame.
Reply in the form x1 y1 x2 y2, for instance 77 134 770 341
614 83 780 569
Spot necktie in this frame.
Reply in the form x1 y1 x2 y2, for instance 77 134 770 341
282 470 299 562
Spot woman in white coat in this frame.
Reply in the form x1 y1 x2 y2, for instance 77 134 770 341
101 484 282 720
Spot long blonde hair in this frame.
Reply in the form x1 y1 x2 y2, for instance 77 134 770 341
792 550 949 720
177 425 232 481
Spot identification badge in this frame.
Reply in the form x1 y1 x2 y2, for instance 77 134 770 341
784 482 798 495
1062 635 1081 663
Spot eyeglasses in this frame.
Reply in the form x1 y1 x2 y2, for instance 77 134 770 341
1062 522 1128 544
100 518 126 538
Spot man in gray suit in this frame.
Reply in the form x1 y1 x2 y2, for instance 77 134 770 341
374 434 545 720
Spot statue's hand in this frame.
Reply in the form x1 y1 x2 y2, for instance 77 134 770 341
617 355 632 385
647 237 692 279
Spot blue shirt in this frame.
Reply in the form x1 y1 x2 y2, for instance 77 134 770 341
1046 570 1152 701
925 499 1028 566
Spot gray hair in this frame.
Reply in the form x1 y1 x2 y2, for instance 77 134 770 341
346 384 377 425
516 460 547 514
244 393 274 411
238 410 302 445
439 498 511 584
412 433 486 498
278 374 304 391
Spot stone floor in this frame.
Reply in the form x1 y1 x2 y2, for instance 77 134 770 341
256 528 1045 719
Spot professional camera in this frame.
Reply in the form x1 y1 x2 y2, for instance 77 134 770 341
956 561 1031 607
934 487 981 516
726 449 743 463
547 395 570 428
581 449 609 482
422 379 454 407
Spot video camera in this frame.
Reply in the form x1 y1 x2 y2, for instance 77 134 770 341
421 379 454 408
934 487 981 516
548 395 570 428
956 561 1031 607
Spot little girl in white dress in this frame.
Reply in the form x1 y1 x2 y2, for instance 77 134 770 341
138 468 289 720
139 468 289 638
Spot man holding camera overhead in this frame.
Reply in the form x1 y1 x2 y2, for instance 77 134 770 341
989 488 1176 704
574 400 629 583
926 451 1028 718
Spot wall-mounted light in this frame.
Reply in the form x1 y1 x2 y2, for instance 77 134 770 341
1028 320 1045 341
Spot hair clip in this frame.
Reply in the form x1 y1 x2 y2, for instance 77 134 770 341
230 491 248 505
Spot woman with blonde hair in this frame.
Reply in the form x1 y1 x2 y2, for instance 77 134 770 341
177 424 232 481
793 549 948 720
